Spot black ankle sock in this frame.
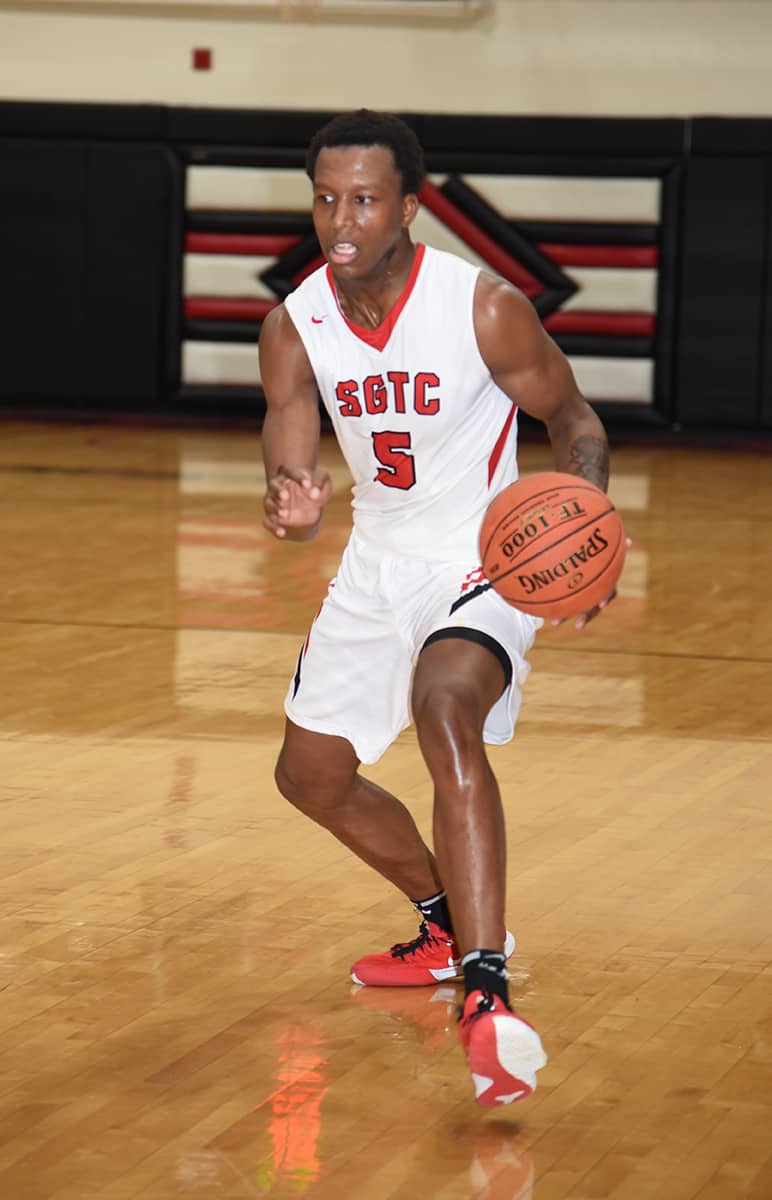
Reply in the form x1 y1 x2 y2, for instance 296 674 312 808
412 889 454 935
462 949 510 1006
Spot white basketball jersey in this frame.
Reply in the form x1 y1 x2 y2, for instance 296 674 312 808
284 244 520 561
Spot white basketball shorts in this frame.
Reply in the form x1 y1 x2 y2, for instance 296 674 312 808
284 530 542 765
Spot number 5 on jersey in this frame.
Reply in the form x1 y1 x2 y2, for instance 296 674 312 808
371 431 416 491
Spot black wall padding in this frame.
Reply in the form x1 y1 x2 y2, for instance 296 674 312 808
0 135 179 406
691 117 772 155
652 164 684 424
760 161 772 430
418 115 687 156
82 143 177 403
0 101 165 139
167 106 344 147
0 139 88 400
675 157 768 426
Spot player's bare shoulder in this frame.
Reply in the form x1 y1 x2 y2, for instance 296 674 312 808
258 302 317 401
473 269 547 376
259 301 303 356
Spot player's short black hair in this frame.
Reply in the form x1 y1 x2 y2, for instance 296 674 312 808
305 109 426 196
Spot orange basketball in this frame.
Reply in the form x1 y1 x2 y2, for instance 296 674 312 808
479 472 626 620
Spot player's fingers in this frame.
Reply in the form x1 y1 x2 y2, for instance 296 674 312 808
276 465 315 489
575 608 596 630
576 587 618 629
316 473 334 503
265 480 289 508
264 493 290 520
262 513 286 538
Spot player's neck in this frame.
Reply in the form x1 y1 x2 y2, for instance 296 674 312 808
331 238 417 330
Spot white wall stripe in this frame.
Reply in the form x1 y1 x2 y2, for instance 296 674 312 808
562 267 658 313
458 175 661 224
568 357 653 403
186 166 313 211
184 254 277 299
183 341 260 386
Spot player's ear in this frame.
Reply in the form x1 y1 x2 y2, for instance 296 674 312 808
401 192 419 229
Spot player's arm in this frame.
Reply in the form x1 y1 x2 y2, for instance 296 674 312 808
473 272 609 492
259 304 332 541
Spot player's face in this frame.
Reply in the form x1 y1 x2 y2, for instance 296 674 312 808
311 144 418 280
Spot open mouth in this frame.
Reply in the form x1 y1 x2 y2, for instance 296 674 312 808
329 243 358 264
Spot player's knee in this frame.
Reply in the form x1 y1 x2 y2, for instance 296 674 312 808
414 687 484 776
274 752 310 808
274 750 348 814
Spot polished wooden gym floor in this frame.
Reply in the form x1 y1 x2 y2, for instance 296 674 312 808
0 419 770 1200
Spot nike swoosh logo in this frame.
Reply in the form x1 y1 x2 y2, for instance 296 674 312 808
311 315 325 324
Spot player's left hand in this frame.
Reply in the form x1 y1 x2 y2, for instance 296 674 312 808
264 465 333 539
550 536 631 630
552 588 617 630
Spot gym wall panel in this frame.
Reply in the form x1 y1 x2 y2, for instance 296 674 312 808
0 119 180 409
83 142 178 403
763 166 772 430
675 157 768 427
0 140 88 400
455 175 662 224
179 130 675 416
4 99 772 429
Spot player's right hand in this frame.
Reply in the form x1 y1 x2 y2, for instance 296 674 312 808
263 465 333 539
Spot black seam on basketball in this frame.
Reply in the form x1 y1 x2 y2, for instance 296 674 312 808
487 501 615 564
420 628 513 691
487 508 619 586
481 481 585 563
483 485 615 566
499 528 625 607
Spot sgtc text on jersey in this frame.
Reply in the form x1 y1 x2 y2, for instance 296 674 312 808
335 372 441 418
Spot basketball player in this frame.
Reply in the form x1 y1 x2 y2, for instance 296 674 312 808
260 110 613 1106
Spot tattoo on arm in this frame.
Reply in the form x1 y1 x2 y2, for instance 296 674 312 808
567 435 610 491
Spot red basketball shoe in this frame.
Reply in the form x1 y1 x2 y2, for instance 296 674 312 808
458 990 547 1106
350 921 516 988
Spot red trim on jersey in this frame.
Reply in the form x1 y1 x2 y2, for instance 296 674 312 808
488 405 517 485
325 243 426 351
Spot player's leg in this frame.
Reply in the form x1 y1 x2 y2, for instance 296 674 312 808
276 718 463 985
411 633 547 1106
279 531 462 983
278 536 513 987
411 635 508 957
275 718 440 900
